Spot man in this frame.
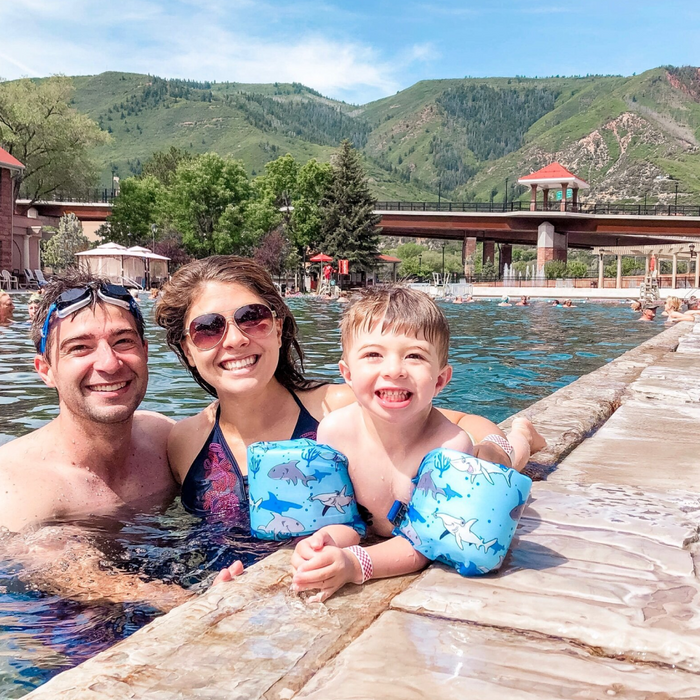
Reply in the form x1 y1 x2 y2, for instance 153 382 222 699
0 270 242 603
0 270 176 531
0 290 14 322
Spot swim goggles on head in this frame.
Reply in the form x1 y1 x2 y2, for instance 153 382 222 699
184 303 277 350
38 283 143 354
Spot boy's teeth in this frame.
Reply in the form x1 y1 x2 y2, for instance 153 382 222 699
223 356 257 370
379 390 410 401
91 382 127 392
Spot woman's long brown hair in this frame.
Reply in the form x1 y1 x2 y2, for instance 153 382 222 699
155 256 323 397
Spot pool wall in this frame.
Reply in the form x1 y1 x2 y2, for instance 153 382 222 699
24 322 700 699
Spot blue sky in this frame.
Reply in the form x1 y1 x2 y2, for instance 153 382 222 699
1 0 699 104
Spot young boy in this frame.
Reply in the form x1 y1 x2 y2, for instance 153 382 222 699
291 286 543 601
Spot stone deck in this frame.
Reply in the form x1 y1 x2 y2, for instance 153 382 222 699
27 322 700 699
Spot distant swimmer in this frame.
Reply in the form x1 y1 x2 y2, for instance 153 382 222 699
562 299 576 308
550 299 561 307
639 306 657 322
515 296 529 306
498 295 512 307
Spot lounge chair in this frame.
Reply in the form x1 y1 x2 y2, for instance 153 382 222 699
34 269 47 286
1 269 18 290
24 269 39 289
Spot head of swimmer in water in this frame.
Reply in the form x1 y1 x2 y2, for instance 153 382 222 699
155 255 318 398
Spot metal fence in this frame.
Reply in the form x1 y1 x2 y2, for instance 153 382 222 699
376 201 700 217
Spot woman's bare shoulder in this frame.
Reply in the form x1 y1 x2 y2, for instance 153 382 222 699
167 402 218 483
297 383 355 419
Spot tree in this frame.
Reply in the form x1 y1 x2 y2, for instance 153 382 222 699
141 146 193 186
0 76 108 203
41 213 90 271
317 141 380 271
254 228 291 280
101 175 164 246
164 153 254 257
544 260 567 279
565 260 589 278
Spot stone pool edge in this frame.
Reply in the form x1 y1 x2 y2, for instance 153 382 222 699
24 321 696 699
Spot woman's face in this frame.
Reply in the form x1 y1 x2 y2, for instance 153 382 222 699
182 281 283 397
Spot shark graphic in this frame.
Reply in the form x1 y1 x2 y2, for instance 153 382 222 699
436 513 498 552
310 486 354 515
318 450 347 469
407 504 426 523
311 469 333 483
509 488 528 522
267 460 317 486
448 455 513 486
415 469 446 499
258 512 306 536
399 522 422 547
250 491 303 514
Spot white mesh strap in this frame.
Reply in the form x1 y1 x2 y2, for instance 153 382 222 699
480 434 515 461
345 545 373 584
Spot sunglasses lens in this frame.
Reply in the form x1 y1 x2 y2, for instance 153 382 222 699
189 313 227 349
234 304 275 338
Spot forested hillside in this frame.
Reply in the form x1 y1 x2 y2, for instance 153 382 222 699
56 67 700 202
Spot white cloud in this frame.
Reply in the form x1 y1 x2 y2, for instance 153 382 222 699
0 1 401 102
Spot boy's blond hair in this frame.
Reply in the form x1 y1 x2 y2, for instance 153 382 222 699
340 286 450 366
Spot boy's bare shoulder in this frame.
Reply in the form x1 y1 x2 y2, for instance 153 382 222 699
429 409 474 453
317 403 361 445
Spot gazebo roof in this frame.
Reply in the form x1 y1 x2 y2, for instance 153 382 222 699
377 254 401 263
0 146 25 172
517 162 589 190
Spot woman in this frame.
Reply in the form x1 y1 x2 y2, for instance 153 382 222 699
156 257 534 522
664 297 695 322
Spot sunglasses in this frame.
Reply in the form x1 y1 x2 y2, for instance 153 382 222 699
38 284 142 354
185 303 277 350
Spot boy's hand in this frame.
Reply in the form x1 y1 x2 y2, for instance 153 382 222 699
291 535 362 603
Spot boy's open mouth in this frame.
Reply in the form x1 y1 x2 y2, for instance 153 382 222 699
375 389 412 403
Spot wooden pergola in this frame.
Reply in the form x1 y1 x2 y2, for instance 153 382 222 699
592 240 699 289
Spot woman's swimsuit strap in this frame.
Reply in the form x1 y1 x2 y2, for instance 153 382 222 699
180 391 319 518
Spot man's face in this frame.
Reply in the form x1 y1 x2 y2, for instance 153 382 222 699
35 303 148 424
0 295 14 316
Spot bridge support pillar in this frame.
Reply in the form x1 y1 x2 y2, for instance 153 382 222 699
616 255 622 289
536 221 567 275
598 254 605 289
499 244 512 277
483 240 495 267
462 235 476 276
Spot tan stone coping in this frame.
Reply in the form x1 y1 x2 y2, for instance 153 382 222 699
26 321 700 698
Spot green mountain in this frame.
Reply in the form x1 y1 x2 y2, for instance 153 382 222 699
64 67 700 203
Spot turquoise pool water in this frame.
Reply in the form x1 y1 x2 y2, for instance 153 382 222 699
0 294 662 696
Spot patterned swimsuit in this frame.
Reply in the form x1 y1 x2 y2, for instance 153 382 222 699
180 392 318 521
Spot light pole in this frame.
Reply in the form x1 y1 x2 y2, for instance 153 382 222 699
151 223 157 251
442 243 446 280
504 177 508 208
675 181 679 211
418 253 422 278
438 181 442 208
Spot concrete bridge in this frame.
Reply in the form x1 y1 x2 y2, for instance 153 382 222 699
376 201 700 273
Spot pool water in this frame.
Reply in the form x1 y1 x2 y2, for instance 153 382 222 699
0 294 662 696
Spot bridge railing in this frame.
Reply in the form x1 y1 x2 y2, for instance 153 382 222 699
376 201 700 217
26 189 119 204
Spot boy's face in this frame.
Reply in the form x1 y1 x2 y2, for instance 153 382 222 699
339 321 451 423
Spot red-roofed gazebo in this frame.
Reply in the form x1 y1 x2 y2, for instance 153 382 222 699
518 162 589 212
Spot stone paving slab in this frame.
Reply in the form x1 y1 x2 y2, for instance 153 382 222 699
26 550 418 699
295 610 700 699
392 482 700 673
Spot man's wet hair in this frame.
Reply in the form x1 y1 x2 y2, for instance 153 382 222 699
30 268 145 358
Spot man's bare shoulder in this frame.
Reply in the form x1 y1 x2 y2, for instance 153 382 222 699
0 424 53 468
133 410 176 442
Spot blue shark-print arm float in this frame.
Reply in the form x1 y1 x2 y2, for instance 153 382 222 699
389 449 532 576
248 439 366 541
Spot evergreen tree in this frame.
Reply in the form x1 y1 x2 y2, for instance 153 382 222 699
41 213 90 271
318 140 380 272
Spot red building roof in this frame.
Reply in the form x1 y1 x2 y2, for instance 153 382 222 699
0 147 24 171
518 162 589 189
